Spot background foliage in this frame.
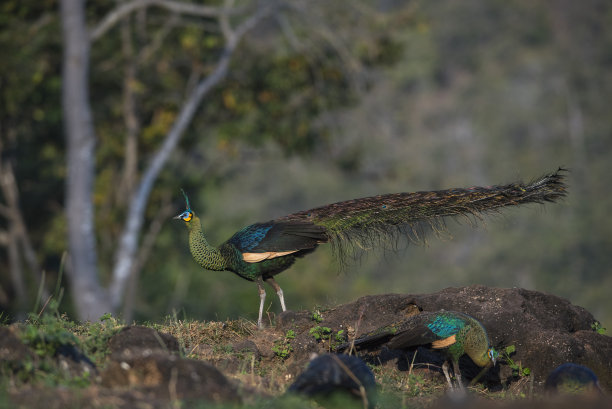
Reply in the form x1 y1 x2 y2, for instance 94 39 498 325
1 0 611 329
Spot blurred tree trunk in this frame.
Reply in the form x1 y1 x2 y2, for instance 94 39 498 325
60 0 112 320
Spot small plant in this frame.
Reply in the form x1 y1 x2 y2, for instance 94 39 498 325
309 326 347 350
311 310 323 323
271 341 291 358
272 330 295 359
334 329 345 342
501 345 531 377
309 326 332 341
591 321 607 335
75 312 122 365
329 329 347 350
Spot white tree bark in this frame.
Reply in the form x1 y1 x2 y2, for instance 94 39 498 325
61 0 112 320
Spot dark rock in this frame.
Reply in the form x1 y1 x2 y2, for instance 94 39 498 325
101 351 238 404
280 286 612 391
288 353 376 408
104 325 237 404
545 363 603 395
54 343 97 377
407 286 612 389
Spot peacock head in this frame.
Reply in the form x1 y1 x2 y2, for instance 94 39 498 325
174 189 194 223
487 347 499 366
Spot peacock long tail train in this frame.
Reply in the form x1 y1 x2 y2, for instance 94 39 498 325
175 168 567 328
279 168 567 261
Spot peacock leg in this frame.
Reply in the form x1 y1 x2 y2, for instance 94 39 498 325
256 277 266 329
452 359 466 392
265 277 287 312
442 361 454 389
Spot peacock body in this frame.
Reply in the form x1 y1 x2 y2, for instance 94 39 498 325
338 310 497 390
175 169 567 328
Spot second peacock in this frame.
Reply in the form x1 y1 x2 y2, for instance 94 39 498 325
175 169 567 328
336 310 498 391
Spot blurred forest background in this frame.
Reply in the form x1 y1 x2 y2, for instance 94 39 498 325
1 0 611 329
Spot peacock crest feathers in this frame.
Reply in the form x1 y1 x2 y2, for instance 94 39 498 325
175 189 194 222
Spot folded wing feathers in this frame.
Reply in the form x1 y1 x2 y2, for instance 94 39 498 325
242 250 299 263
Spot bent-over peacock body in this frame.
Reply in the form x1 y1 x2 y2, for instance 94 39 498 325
338 310 498 390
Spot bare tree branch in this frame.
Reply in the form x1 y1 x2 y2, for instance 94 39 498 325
108 3 276 310
275 12 302 50
90 0 249 42
136 13 179 64
219 0 236 41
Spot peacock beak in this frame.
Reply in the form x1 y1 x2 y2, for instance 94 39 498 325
173 214 183 219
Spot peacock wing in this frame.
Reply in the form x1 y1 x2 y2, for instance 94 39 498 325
386 311 467 350
337 311 472 352
226 221 328 262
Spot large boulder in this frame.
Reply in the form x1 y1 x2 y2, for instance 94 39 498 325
275 286 611 390
102 325 239 404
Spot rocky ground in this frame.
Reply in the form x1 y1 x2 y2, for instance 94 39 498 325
1 285 611 408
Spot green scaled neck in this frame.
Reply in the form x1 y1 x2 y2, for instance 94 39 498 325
463 325 491 367
186 214 226 271
469 348 491 368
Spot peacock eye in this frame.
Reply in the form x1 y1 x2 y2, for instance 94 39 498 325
183 211 193 222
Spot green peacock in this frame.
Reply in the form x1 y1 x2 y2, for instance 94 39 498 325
175 169 567 328
337 310 498 390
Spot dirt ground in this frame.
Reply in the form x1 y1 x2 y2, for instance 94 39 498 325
2 286 611 408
